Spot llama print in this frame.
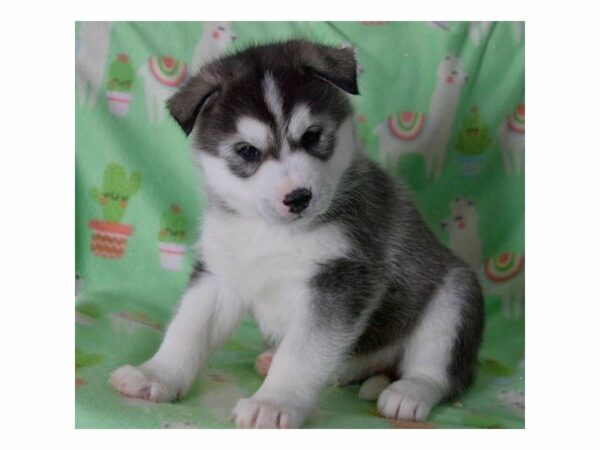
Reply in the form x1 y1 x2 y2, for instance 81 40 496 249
375 55 468 178
480 252 525 319
441 197 482 268
76 22 113 108
190 22 237 76
498 103 525 174
138 56 189 124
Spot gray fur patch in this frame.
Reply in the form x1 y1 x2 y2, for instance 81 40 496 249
310 156 484 394
311 258 384 332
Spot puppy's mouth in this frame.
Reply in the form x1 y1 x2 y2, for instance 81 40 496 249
290 209 313 224
280 207 314 224
258 199 320 225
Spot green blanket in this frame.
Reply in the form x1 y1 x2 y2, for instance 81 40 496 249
75 21 525 429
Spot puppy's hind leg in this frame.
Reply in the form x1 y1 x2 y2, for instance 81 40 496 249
378 268 484 422
110 269 246 402
358 374 391 400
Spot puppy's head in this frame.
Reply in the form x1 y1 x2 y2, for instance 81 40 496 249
168 39 359 224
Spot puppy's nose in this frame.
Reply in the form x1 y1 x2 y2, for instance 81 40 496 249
283 188 312 214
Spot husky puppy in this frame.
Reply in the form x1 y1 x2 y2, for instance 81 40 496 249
110 39 484 428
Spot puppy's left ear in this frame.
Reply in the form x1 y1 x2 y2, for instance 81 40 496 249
299 41 360 95
167 71 220 136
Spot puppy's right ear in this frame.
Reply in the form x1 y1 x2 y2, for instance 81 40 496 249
167 74 220 136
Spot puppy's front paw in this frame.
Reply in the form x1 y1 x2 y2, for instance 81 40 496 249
109 364 181 403
231 398 304 428
377 379 441 422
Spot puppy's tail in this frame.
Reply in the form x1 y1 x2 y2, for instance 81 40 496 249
358 373 392 400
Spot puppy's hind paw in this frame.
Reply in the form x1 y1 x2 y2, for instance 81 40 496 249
358 373 391 400
109 364 180 403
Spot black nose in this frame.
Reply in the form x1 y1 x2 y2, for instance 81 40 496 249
283 188 312 214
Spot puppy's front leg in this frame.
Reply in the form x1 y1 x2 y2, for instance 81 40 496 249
232 260 377 428
110 270 245 402
231 322 346 428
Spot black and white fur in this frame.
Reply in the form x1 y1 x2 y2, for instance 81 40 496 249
110 40 484 428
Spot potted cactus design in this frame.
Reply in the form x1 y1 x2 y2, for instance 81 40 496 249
89 163 141 259
106 53 134 116
456 106 491 176
158 204 188 270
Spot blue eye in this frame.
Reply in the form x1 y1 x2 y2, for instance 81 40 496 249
237 145 260 162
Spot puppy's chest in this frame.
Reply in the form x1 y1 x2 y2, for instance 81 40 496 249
199 214 348 337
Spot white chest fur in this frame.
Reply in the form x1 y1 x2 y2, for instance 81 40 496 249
198 211 349 342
